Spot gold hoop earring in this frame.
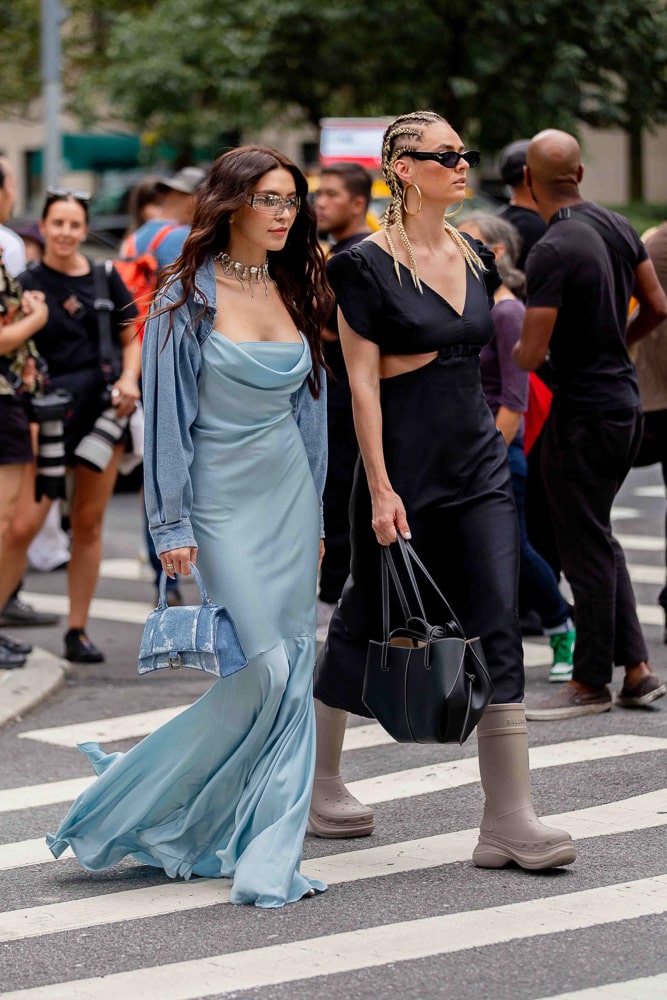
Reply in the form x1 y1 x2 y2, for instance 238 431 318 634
402 183 422 216
444 200 464 219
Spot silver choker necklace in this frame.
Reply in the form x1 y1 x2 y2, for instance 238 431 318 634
214 252 272 296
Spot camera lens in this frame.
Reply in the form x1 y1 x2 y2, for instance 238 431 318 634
30 390 71 502
74 407 129 472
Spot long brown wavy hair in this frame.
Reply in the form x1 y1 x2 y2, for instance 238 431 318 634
156 145 333 397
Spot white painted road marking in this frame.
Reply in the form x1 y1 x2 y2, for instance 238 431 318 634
536 973 667 999
21 591 152 625
628 564 666 585
2 876 666 1000
611 506 641 519
2 735 665 868
350 734 667 805
615 533 664 552
1 789 665 944
633 485 665 499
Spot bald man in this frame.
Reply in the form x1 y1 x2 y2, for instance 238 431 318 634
513 129 667 720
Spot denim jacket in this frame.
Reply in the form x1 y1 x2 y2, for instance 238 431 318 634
142 257 327 555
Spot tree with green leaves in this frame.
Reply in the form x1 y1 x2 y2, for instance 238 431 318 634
2 0 666 199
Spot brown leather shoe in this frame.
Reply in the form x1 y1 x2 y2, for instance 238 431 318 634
616 674 666 708
526 682 612 720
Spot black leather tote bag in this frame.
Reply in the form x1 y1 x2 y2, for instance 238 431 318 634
363 535 494 744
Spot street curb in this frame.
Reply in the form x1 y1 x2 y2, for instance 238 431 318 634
0 646 71 728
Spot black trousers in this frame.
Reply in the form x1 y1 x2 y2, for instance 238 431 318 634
314 352 525 715
319 403 358 604
632 408 667 611
541 407 648 687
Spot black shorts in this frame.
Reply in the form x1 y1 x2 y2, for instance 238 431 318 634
0 396 33 465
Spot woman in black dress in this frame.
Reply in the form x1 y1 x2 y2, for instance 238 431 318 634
311 111 575 871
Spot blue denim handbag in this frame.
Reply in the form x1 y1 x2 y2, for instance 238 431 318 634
137 564 247 678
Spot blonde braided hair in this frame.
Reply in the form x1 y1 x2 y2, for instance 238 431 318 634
381 110 485 291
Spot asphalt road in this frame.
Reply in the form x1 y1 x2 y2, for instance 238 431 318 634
0 466 665 1000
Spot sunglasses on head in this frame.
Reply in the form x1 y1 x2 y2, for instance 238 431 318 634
44 186 91 206
401 150 481 169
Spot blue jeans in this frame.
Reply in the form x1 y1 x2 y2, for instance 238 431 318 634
508 442 569 631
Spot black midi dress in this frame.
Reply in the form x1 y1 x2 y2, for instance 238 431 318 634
313 236 525 713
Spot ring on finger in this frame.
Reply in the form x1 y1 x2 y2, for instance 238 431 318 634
165 563 175 570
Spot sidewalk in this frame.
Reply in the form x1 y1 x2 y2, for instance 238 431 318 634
0 647 71 728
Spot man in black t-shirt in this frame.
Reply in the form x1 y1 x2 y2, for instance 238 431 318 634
498 140 547 271
315 163 372 606
513 128 667 719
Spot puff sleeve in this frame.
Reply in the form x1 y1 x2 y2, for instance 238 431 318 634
463 235 502 307
326 248 383 343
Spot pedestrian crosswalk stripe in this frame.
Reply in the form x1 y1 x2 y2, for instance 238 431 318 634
18 581 667 631
22 591 152 625
2 875 666 1000
637 604 664 626
0 789 665 945
99 558 154 581
16 711 396 752
611 506 641 519
633 484 666 499
628 563 666 585
1 735 665 869
535 973 667 1000
17 649 564 749
3 720 395 812
18 706 195 749
615 533 664 552
351 734 667 806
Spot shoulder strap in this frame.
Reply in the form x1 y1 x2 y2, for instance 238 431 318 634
147 223 178 255
120 233 137 259
554 207 638 269
92 260 119 384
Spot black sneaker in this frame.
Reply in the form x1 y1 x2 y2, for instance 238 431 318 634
64 628 105 663
0 634 32 655
0 597 59 628
0 645 26 669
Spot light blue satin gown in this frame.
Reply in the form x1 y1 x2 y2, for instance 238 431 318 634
46 333 327 908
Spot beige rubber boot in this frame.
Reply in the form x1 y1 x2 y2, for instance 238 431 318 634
308 699 374 838
472 703 576 870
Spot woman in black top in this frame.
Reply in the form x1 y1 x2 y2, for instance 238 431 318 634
311 111 575 872
0 191 140 663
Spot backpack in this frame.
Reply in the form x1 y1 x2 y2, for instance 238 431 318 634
115 224 178 338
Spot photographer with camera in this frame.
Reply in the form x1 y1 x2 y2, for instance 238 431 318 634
0 189 139 663
0 254 49 668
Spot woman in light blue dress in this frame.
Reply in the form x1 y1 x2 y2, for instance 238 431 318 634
46 146 334 908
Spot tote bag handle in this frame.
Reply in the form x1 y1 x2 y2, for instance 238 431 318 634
383 535 465 639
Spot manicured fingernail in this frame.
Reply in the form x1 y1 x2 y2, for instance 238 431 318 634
404 531 412 539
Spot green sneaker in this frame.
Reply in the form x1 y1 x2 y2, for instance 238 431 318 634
549 628 575 683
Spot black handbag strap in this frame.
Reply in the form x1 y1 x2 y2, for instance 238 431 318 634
553 207 638 270
385 535 465 637
92 260 119 384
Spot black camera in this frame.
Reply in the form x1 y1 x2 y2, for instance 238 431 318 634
27 389 71 501
73 387 129 472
